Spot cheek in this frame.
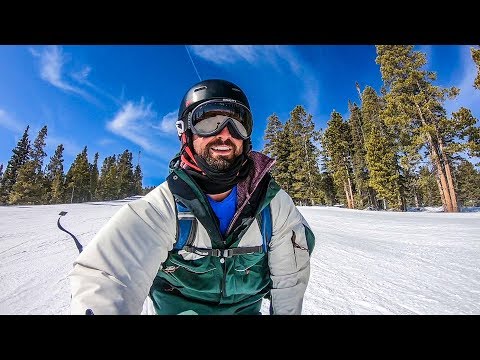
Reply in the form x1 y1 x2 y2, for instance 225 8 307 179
192 136 205 151
192 140 201 154
235 140 244 153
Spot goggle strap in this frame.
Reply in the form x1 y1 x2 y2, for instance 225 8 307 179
180 132 188 145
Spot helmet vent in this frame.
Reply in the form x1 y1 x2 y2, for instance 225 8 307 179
193 86 207 92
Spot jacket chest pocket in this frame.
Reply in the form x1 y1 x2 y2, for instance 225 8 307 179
224 253 270 296
160 254 220 293
163 254 217 274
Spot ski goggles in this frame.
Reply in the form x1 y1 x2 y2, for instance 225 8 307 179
187 99 253 139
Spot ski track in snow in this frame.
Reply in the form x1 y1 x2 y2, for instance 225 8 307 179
1 201 479 315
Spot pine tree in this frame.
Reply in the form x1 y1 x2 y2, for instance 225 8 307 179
376 45 461 212
318 153 337 205
348 101 371 208
365 123 401 210
45 144 65 204
262 113 293 193
133 164 143 195
360 86 402 210
455 160 480 207
263 113 283 157
417 166 442 207
65 146 91 203
0 164 3 180
322 111 356 208
9 126 48 205
117 150 135 199
133 150 143 196
31 126 48 174
398 150 423 209
8 162 35 204
443 107 480 162
90 152 99 201
472 46 480 90
285 105 321 205
97 155 117 201
0 125 31 204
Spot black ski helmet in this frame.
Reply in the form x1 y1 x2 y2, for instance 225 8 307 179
176 79 251 137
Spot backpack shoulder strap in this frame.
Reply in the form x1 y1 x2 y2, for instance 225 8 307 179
174 201 197 250
257 204 273 253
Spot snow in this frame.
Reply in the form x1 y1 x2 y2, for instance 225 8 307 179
1 199 479 315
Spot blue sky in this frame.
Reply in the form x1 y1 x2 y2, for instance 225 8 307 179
1 45 478 187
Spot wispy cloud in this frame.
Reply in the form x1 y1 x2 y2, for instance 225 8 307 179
189 45 282 69
71 65 122 106
152 110 178 134
0 108 25 133
70 65 92 84
106 99 177 160
275 46 320 117
189 45 260 65
444 46 480 118
29 46 100 105
188 45 321 116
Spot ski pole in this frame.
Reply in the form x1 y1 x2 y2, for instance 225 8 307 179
57 211 83 253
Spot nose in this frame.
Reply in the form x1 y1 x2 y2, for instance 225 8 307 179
216 125 233 139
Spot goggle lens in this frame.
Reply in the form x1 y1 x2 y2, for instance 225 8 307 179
189 100 253 139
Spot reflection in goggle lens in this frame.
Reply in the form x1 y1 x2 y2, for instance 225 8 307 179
189 100 253 139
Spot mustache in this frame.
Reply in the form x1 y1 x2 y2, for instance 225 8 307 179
206 138 237 150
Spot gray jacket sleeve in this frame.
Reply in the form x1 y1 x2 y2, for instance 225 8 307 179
267 190 315 315
68 185 176 315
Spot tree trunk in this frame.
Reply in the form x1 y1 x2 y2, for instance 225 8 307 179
432 143 453 212
344 161 355 209
414 191 419 208
400 195 407 211
304 138 314 203
414 103 453 212
369 188 378 210
434 168 447 210
347 176 355 209
343 181 352 209
438 137 459 212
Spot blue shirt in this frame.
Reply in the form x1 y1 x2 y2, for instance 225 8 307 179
207 185 237 236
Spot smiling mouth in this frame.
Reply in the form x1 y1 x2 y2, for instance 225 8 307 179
210 145 232 152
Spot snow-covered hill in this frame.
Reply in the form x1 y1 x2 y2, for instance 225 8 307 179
1 200 479 315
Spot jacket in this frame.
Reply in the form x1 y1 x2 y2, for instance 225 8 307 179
69 151 315 315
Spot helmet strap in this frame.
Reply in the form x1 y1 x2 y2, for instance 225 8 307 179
180 132 203 173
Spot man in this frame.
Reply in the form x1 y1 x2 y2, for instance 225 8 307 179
69 79 315 315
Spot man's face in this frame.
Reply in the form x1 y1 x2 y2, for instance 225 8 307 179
193 126 243 171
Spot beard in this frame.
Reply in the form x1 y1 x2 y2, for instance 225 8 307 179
195 138 243 171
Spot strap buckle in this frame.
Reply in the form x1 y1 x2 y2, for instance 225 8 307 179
212 248 233 258
222 249 234 258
